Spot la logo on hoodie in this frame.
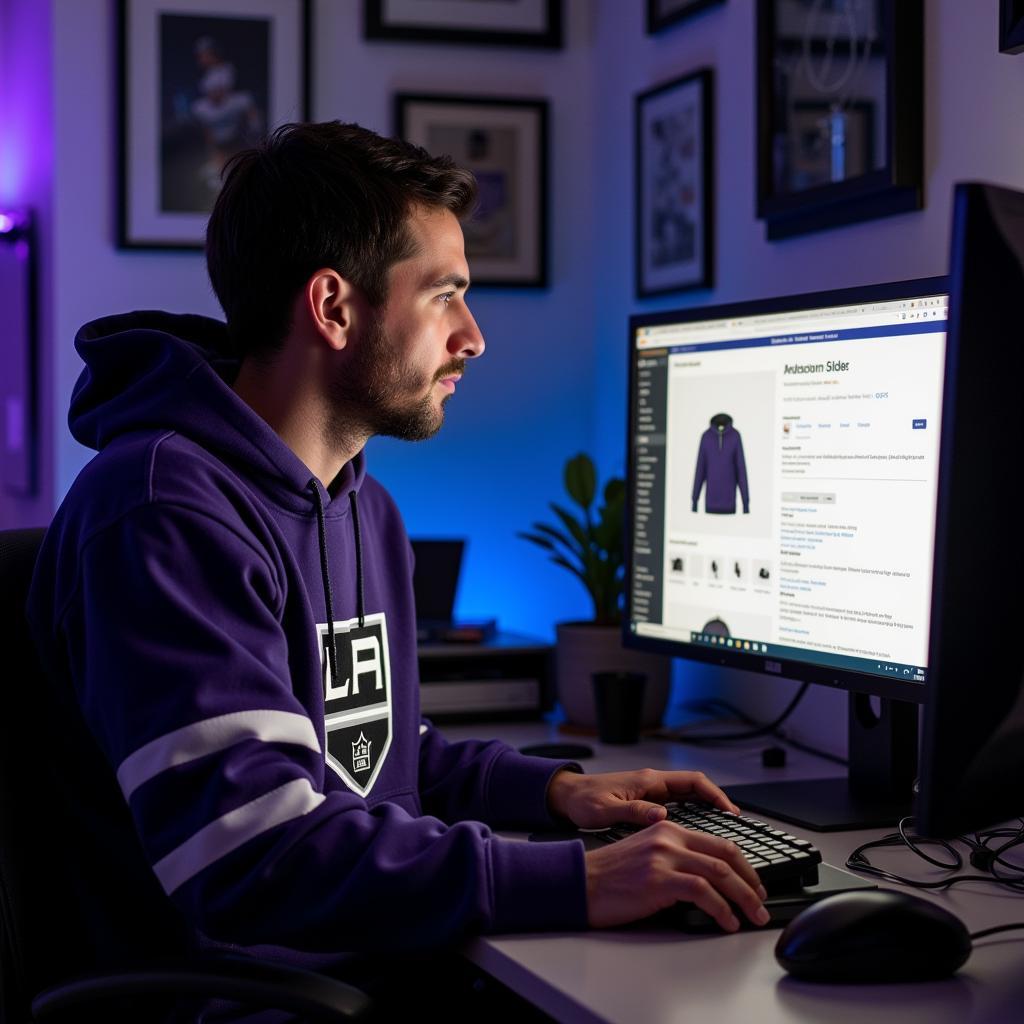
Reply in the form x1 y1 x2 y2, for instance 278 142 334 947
318 613 393 797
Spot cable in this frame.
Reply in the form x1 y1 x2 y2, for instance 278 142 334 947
970 923 1024 940
658 683 811 743
770 733 848 767
653 686 849 766
846 817 1024 895
681 697 760 726
897 815 961 869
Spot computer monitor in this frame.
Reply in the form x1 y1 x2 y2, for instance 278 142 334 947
625 276 949 831
916 183 1024 838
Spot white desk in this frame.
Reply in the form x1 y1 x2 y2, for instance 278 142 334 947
442 721 1024 1024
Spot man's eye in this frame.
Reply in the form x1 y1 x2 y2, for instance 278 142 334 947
437 291 455 306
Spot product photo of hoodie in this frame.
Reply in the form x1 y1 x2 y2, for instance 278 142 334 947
691 412 750 515
26 312 588 977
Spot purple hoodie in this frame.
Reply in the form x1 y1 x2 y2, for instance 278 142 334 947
27 311 587 973
691 413 750 515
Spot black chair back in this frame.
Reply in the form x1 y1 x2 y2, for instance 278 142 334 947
0 528 191 1021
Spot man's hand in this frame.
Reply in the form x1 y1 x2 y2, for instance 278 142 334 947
545 767 768 931
584 822 770 931
546 767 740 830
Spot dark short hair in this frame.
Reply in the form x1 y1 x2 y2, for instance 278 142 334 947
205 121 478 359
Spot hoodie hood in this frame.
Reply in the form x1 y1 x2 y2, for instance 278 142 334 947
70 310 364 513
709 412 734 431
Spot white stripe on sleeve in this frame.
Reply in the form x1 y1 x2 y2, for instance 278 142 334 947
419 723 428 736
117 710 321 801
152 777 326 894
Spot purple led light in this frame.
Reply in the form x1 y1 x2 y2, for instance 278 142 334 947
0 209 28 237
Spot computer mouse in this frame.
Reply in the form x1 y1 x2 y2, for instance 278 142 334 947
775 889 971 983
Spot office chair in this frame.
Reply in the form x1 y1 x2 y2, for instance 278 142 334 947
0 527 372 1021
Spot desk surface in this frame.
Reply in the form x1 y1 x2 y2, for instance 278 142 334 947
442 721 1024 1024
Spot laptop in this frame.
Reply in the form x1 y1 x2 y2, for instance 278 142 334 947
411 539 465 642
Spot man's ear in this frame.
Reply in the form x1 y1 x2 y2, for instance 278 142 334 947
304 269 364 352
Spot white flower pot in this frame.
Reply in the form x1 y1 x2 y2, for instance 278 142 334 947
555 622 671 729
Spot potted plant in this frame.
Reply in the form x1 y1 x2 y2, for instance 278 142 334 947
519 453 670 729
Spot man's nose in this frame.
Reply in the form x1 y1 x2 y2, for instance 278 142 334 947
449 307 485 359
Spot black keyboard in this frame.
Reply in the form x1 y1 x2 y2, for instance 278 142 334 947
593 800 822 893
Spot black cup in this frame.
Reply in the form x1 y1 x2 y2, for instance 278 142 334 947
592 672 647 744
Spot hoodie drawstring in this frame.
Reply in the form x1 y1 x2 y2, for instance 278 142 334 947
309 482 339 688
349 490 366 628
308 480 367 688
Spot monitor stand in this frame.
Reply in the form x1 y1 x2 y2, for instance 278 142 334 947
724 693 918 832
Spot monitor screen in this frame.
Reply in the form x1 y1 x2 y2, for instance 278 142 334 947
627 278 949 705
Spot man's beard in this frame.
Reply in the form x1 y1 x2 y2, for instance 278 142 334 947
326 315 464 444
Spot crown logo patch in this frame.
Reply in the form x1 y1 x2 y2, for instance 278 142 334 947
352 732 372 773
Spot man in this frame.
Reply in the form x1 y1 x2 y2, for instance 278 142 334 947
28 122 767 1017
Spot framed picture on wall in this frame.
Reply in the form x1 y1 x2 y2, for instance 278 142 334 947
647 0 725 34
756 0 923 240
635 69 714 297
1000 0 1024 53
118 0 309 250
365 0 562 48
396 94 549 287
786 100 875 194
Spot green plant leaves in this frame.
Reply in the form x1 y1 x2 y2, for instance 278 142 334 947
530 523 575 550
550 503 588 553
593 510 621 555
551 554 588 585
516 530 556 551
520 453 626 625
604 478 626 506
564 453 596 511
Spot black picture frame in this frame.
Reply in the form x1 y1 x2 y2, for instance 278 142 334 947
1000 0 1024 53
395 93 549 288
118 0 310 250
365 0 562 49
647 0 725 34
635 69 714 298
756 0 923 240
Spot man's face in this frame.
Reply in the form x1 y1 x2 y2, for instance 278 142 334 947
330 206 485 442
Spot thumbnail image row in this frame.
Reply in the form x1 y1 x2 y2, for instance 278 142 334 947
669 554 772 584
